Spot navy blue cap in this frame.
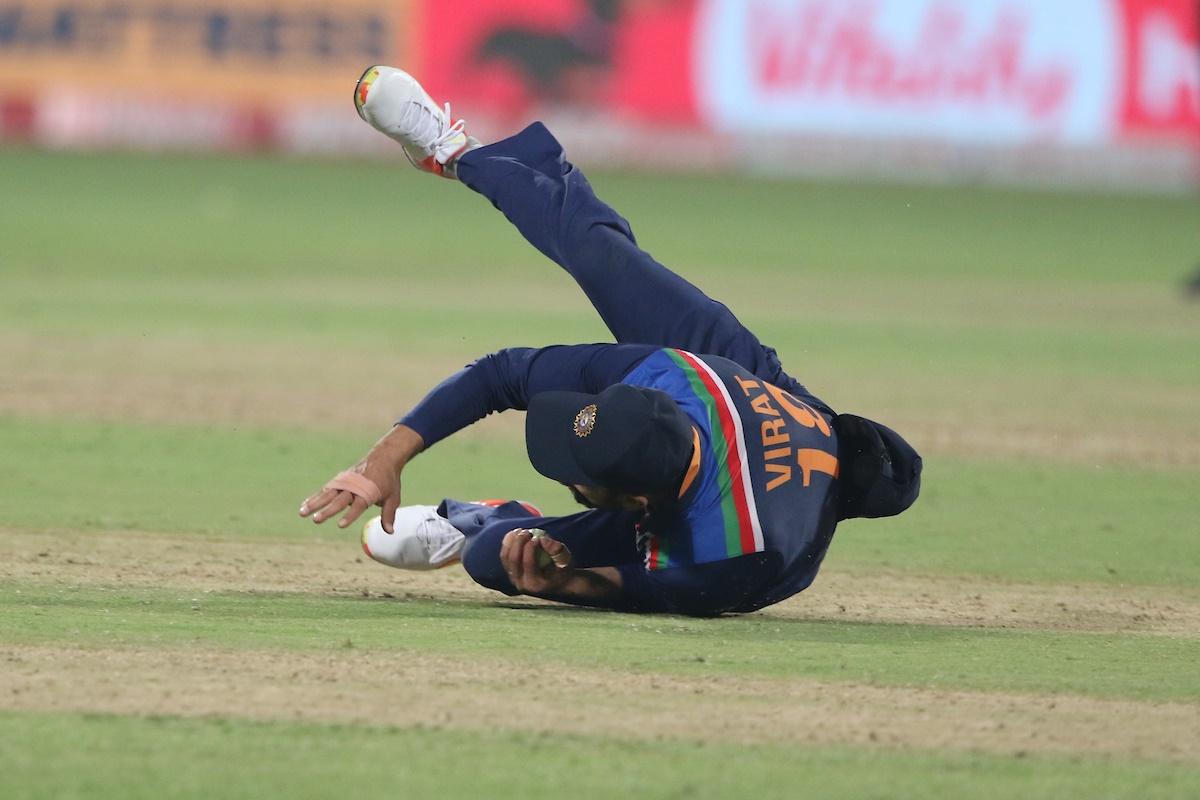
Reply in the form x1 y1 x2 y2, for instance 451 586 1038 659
525 384 694 496
833 414 923 520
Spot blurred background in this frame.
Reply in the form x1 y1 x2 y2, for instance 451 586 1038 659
1 1 1198 535
1 0 1197 188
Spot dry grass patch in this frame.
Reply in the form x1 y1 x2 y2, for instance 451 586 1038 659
2 643 1196 762
4 528 1199 638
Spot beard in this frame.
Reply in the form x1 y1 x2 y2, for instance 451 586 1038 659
569 485 598 509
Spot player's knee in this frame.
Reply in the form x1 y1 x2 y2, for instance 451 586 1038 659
560 209 633 267
460 531 519 596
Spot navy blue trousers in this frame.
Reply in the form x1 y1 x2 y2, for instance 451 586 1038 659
450 123 806 596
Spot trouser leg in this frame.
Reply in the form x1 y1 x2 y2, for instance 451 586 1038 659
455 122 808 396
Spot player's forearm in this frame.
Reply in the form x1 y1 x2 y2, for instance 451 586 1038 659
373 423 424 466
355 423 424 490
533 566 624 608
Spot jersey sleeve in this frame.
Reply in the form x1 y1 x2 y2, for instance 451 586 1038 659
398 343 657 448
613 553 782 617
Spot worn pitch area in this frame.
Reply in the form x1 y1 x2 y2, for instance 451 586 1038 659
4 528 1198 762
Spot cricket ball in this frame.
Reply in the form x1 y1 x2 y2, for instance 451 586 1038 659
529 528 554 568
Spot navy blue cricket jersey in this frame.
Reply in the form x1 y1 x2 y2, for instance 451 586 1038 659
400 343 841 615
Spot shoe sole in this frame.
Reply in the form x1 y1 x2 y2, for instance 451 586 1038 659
360 514 379 559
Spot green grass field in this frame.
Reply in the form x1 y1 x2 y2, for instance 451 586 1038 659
2 147 1199 799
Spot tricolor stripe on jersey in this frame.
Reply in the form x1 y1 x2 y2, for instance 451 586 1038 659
665 348 765 561
647 532 669 570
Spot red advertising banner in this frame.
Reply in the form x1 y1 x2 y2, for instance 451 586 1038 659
1116 0 1200 142
412 0 699 127
414 0 1199 150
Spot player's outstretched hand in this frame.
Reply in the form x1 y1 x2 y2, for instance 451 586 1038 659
298 424 425 532
501 529 573 595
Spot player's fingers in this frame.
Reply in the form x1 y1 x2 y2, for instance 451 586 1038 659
506 530 531 587
500 530 517 573
336 495 371 529
540 535 571 568
520 534 539 576
311 491 352 523
299 487 337 517
381 495 400 534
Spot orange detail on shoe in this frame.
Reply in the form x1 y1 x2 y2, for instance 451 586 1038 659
361 537 373 558
416 154 443 175
473 499 543 517
473 499 507 507
355 67 380 114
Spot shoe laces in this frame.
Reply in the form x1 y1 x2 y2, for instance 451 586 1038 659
415 515 460 562
399 100 466 154
433 106 467 152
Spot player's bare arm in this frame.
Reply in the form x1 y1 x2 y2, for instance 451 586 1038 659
299 423 424 532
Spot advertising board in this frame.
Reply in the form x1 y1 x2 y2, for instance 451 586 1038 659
0 1 406 103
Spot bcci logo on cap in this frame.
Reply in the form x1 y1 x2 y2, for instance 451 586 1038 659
573 404 597 437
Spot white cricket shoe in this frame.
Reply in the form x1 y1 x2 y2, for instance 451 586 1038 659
360 506 465 570
353 65 479 178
